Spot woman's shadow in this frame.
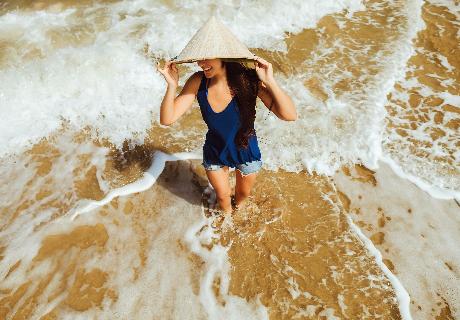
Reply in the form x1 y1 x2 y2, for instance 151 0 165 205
110 141 209 207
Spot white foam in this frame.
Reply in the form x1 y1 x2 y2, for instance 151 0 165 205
252 0 429 181
333 160 460 319
380 155 460 201
321 182 413 318
0 133 110 283
98 150 267 318
428 0 460 18
185 209 268 320
347 215 412 320
70 149 268 318
0 43 161 155
3 0 455 200
71 150 201 220
0 0 363 158
380 0 460 197
0 145 269 318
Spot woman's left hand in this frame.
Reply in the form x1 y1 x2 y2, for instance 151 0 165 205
254 56 275 85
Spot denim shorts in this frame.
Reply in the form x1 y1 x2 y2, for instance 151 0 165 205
202 159 263 176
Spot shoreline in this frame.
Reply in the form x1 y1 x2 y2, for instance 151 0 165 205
333 160 459 319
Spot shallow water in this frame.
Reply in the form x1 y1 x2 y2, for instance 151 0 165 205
0 0 459 319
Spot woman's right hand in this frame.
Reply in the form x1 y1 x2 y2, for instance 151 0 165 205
156 60 179 88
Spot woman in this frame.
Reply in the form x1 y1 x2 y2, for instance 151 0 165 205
157 56 297 213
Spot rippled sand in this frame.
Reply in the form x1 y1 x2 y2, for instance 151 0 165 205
1 0 459 319
2 127 458 319
1 130 400 319
384 1 460 193
334 163 459 319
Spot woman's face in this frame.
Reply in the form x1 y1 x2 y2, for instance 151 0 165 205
197 58 224 78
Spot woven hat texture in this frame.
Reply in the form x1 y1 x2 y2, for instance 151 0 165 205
171 15 256 64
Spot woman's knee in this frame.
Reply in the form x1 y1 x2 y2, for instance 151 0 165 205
236 188 251 198
216 189 231 202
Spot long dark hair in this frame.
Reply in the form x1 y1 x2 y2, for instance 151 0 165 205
222 61 259 149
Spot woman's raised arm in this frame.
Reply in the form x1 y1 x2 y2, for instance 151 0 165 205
157 61 201 126
255 56 297 121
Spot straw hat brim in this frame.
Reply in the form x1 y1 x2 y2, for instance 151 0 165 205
170 16 258 68
171 56 258 69
171 56 257 64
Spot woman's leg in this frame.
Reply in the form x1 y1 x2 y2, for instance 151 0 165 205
234 170 258 207
205 166 232 213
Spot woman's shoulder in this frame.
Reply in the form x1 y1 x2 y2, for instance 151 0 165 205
189 70 204 81
180 71 205 98
186 71 205 91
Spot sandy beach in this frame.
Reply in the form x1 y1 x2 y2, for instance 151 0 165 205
0 0 459 319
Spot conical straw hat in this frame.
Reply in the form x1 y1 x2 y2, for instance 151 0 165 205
170 15 257 65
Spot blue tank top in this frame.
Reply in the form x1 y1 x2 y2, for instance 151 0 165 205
196 71 262 167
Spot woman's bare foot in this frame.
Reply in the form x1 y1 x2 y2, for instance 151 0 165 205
231 195 240 212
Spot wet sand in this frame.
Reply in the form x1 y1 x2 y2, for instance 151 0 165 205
334 162 460 319
0 131 402 319
0 0 459 319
